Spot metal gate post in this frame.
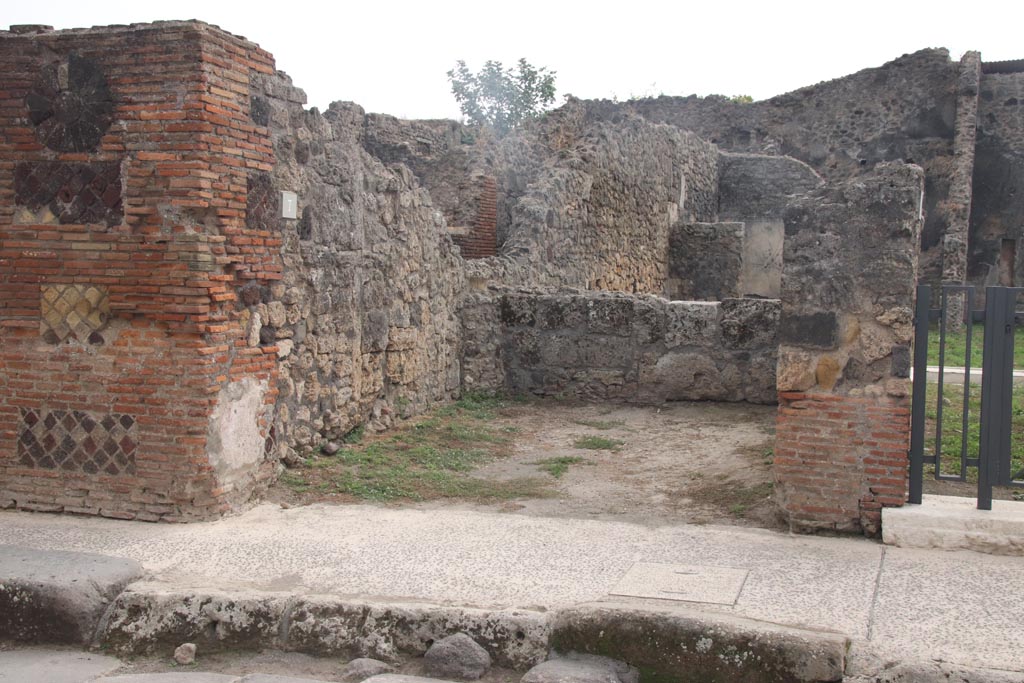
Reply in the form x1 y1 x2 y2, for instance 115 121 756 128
977 287 1013 510
908 285 931 505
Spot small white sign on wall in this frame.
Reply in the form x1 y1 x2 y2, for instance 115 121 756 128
281 191 298 219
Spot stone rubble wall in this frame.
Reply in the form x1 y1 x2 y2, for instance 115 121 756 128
940 52 980 308
666 153 824 301
253 79 467 459
666 222 744 301
970 64 1024 286
773 163 924 536
717 153 824 222
466 99 720 294
623 49 957 286
461 291 779 404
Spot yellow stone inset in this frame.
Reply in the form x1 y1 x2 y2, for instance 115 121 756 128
40 284 110 343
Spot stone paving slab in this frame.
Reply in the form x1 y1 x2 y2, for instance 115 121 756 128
97 676 341 683
98 675 238 683
0 648 121 683
0 545 144 644
0 504 1021 673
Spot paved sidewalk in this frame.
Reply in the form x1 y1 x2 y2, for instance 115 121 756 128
0 504 1022 674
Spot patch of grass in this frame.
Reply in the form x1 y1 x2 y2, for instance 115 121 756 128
277 394 547 505
342 425 365 445
921 381 1024 482
279 472 310 493
926 322 1024 369
573 419 625 430
573 435 624 451
453 391 508 420
533 455 588 478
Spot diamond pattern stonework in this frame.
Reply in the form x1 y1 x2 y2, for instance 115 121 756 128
18 407 137 476
40 284 110 343
14 161 123 227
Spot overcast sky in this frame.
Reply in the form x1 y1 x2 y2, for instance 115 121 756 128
4 1 1020 120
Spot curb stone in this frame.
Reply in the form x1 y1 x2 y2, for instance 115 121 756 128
549 603 848 683
0 545 143 645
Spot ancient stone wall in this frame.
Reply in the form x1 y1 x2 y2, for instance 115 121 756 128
970 64 1024 287
773 163 924 535
461 291 778 404
253 82 466 458
361 115 497 258
666 153 823 300
941 53 980 310
625 50 957 285
466 99 720 293
0 22 282 520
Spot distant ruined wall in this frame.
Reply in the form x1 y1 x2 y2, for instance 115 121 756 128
774 163 923 536
461 291 778 404
626 49 957 285
970 64 1024 287
361 116 497 259
253 81 467 458
466 99 720 293
666 153 823 300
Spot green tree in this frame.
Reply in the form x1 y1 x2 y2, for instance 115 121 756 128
447 59 557 134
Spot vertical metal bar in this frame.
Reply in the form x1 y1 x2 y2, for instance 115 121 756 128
935 287 948 478
960 288 975 481
909 285 931 505
978 287 1004 510
996 292 1016 486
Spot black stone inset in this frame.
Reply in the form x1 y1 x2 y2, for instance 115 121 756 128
17 407 137 476
246 172 278 233
25 53 114 153
14 161 123 227
778 311 839 349
298 205 313 240
250 95 269 127
891 345 912 378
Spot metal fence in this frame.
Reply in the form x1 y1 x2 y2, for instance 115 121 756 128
909 285 1024 509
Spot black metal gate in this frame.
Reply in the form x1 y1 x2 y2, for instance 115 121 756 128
909 285 1024 509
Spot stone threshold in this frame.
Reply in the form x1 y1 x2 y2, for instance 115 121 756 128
882 494 1024 555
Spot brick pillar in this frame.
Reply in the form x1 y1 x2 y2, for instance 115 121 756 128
0 22 283 521
774 163 924 536
941 51 981 329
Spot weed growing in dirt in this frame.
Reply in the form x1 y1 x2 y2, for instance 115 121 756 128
727 482 774 517
533 455 588 478
342 425 365 445
573 435 624 451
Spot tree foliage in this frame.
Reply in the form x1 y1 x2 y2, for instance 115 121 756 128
447 59 557 134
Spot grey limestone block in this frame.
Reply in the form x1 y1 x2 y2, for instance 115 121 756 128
0 545 143 645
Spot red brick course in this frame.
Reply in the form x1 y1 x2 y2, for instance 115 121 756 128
0 22 282 521
774 391 910 536
452 174 497 259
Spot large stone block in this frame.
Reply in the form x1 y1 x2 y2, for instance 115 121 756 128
665 301 720 348
778 312 839 349
550 605 847 683
720 298 780 349
0 546 143 645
